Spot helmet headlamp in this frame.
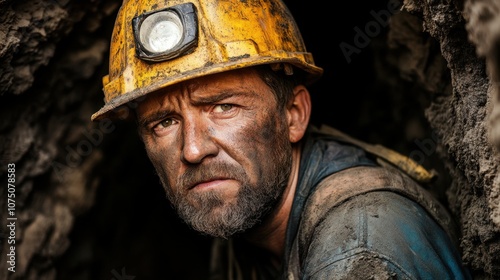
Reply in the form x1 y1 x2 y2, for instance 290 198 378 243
132 3 198 62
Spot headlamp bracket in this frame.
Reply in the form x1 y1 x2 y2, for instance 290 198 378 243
132 2 198 62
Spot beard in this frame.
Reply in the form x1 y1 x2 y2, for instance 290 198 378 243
153 123 293 239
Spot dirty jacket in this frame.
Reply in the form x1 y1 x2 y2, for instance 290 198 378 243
209 125 472 280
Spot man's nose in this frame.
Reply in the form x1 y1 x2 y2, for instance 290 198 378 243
180 119 218 164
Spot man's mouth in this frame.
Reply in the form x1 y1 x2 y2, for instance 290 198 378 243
189 177 232 190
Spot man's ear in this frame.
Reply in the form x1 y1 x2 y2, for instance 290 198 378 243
287 85 311 143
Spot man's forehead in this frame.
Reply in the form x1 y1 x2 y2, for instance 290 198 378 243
146 67 263 100
185 67 261 91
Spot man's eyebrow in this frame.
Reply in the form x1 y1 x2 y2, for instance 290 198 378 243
190 90 254 106
138 110 171 128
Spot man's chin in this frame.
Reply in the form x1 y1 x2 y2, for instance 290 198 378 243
177 201 256 238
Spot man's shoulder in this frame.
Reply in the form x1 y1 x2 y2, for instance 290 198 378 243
295 165 470 279
301 165 456 241
299 191 438 279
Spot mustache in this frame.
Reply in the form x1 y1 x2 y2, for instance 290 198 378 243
177 162 247 191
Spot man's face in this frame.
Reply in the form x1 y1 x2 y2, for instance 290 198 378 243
136 68 293 238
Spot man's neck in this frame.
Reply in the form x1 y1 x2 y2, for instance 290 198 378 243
242 146 301 264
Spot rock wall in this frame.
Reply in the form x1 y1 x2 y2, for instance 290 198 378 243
0 1 121 279
398 0 500 277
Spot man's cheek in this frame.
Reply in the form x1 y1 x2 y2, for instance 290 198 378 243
145 145 169 167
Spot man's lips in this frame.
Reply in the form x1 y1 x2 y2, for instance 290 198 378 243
189 178 232 190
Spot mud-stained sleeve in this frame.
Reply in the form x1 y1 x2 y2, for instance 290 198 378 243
310 251 406 280
299 191 470 280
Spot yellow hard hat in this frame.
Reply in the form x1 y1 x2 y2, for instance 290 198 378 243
91 0 323 121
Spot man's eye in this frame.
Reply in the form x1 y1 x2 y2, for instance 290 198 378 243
155 119 175 129
214 104 233 113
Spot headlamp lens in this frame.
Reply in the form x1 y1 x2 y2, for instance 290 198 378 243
133 3 198 62
140 11 183 53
